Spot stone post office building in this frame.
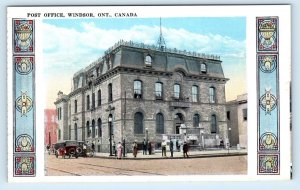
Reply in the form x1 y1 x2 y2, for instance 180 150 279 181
55 40 230 153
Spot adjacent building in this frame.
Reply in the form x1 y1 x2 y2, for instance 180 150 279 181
44 109 58 147
55 40 231 153
226 94 247 148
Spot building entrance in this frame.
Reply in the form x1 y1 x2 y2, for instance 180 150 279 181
174 113 184 134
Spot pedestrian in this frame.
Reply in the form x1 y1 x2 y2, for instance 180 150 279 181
170 139 174 157
91 142 95 152
161 140 167 157
143 139 147 155
148 141 152 155
117 142 123 159
132 140 138 158
183 141 189 158
176 140 180 152
46 144 50 155
83 143 87 158
220 139 224 149
113 141 116 156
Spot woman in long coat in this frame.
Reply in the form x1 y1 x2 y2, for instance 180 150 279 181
133 141 138 158
117 142 123 159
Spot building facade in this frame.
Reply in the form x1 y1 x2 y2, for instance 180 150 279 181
55 40 230 153
44 109 58 147
226 94 247 148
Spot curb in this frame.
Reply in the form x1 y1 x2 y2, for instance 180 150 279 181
93 152 248 160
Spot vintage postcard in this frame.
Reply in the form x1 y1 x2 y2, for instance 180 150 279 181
7 5 291 182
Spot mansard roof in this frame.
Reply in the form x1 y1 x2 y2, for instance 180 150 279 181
74 40 224 77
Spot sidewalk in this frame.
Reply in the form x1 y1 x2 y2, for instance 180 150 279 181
94 148 247 160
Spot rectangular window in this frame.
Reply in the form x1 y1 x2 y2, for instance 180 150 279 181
155 82 163 100
57 107 62 120
69 125 71 140
243 109 247 121
74 100 77 113
134 80 142 99
92 93 95 109
108 83 113 102
97 90 101 106
209 87 216 103
192 86 198 102
87 95 90 110
174 84 180 99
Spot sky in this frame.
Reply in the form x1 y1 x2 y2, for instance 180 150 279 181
43 17 246 108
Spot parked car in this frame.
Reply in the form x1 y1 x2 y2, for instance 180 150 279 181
76 141 94 157
54 141 79 159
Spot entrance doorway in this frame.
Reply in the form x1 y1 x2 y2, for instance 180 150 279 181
174 113 184 134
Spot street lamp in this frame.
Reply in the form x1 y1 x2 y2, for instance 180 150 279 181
108 114 113 156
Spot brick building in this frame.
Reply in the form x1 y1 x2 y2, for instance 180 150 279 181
55 40 230 153
44 109 58 147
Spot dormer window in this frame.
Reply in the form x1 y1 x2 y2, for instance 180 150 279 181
145 55 152 66
201 63 207 73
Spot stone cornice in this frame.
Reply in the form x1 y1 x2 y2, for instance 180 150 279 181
54 97 68 105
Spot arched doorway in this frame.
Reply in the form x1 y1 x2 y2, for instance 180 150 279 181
174 113 184 134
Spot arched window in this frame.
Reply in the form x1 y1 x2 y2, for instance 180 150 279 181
92 120 95 138
74 123 78 140
211 114 217 133
155 82 163 100
209 87 216 103
156 113 164 134
192 85 199 102
86 121 90 138
97 89 101 106
86 95 90 110
134 80 142 99
145 55 152 66
97 118 102 137
108 83 112 102
201 63 207 73
174 84 180 99
193 114 200 127
134 112 144 134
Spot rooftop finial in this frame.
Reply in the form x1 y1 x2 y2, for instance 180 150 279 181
157 17 166 51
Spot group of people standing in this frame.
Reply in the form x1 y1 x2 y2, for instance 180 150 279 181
162 139 189 158
132 139 189 158
142 139 154 156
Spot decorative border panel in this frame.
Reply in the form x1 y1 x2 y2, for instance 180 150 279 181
257 17 280 175
13 19 35 177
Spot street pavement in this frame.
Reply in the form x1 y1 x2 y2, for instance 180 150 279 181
94 148 247 159
45 150 247 176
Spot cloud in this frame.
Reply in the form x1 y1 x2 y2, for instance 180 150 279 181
43 21 246 107
43 22 245 71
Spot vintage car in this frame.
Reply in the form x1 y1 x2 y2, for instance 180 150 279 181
54 141 79 159
75 141 94 157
